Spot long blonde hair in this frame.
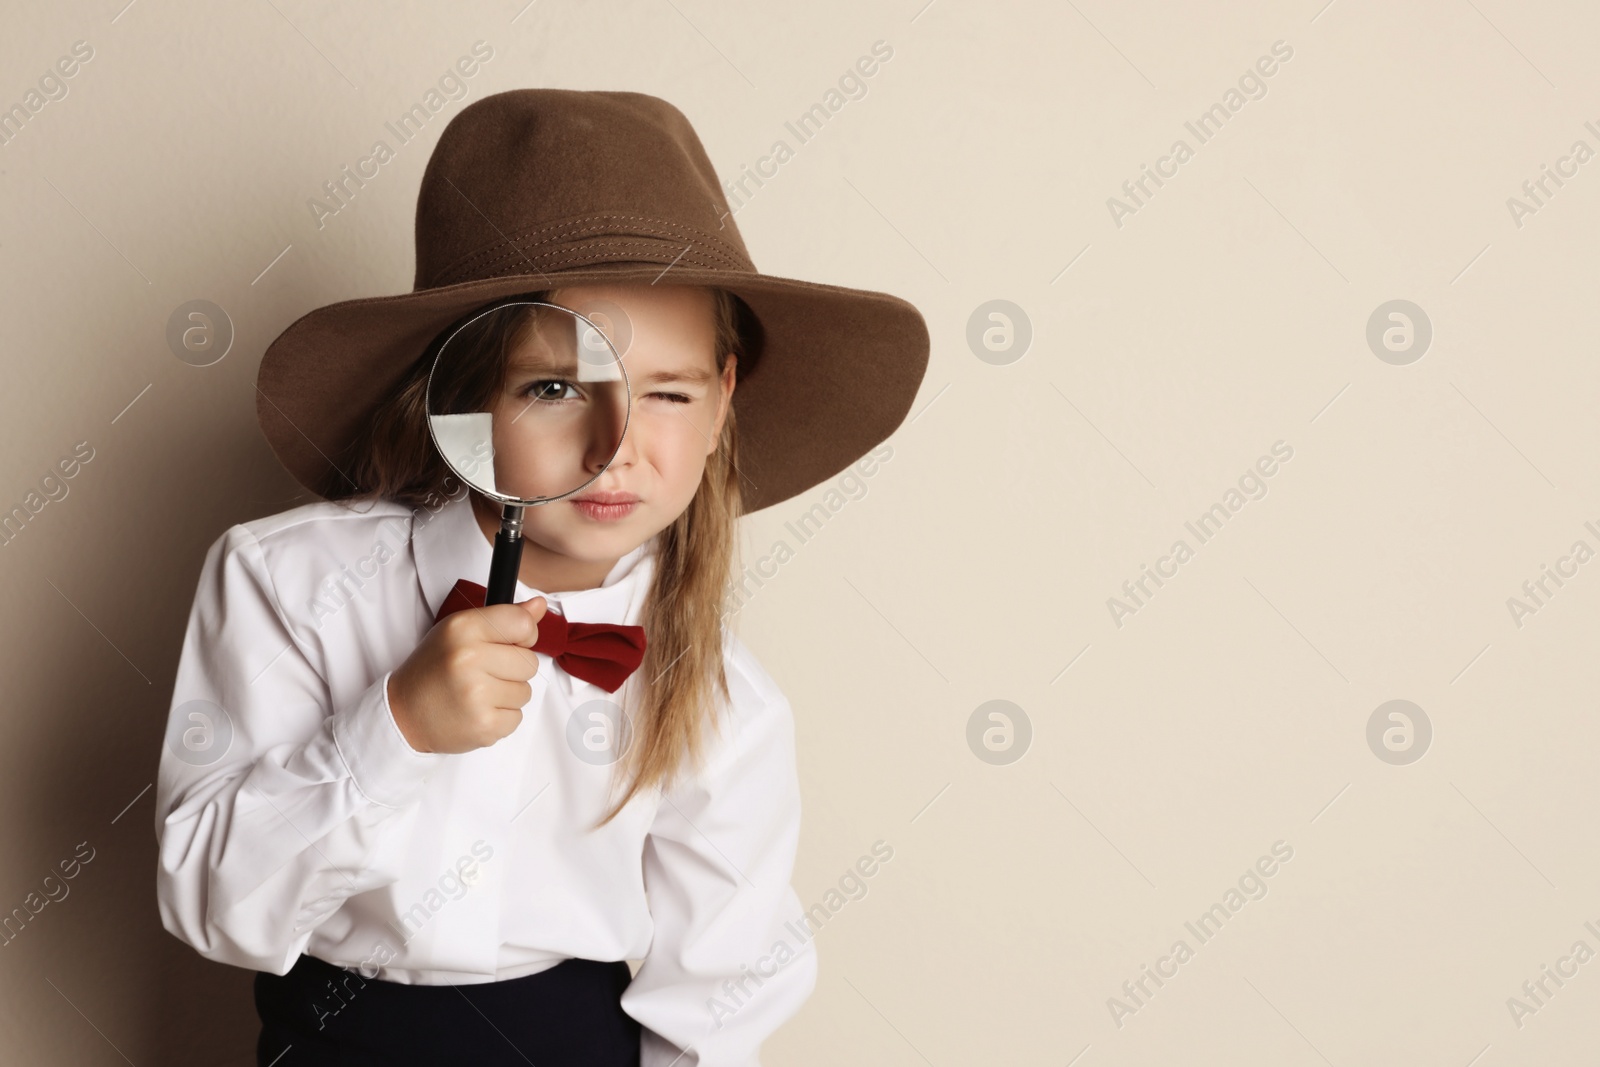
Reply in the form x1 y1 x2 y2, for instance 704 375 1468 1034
330 287 749 827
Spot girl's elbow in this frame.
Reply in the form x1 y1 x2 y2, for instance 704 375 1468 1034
155 877 301 976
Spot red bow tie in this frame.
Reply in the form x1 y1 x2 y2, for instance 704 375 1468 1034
434 578 647 694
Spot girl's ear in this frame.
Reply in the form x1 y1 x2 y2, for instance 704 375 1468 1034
709 353 738 445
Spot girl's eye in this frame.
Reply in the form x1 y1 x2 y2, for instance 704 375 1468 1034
650 392 692 404
524 379 580 402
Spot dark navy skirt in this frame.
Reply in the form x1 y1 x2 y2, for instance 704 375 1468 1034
254 952 641 1066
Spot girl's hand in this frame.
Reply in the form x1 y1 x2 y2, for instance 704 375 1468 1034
386 595 549 754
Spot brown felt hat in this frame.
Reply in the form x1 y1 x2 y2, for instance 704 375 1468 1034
256 88 930 514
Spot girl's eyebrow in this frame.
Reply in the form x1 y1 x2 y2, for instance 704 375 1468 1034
638 367 715 385
508 353 575 374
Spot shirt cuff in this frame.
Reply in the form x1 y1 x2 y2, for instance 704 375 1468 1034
330 669 444 808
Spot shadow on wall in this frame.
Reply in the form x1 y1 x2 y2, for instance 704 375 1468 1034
1 283 327 1063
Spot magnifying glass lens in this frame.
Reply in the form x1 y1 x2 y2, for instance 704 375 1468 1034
426 301 629 505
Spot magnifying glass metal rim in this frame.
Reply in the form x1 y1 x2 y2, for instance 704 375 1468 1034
422 297 633 508
422 297 632 606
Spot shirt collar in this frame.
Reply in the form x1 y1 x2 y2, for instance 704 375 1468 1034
412 490 657 626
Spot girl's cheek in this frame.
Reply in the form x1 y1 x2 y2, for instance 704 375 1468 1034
631 410 715 468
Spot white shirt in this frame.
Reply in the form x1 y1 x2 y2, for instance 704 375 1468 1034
154 488 817 1066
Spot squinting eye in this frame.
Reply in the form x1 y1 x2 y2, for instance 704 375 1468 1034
525 379 579 402
650 392 692 404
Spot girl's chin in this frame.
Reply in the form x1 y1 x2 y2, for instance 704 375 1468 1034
525 521 654 560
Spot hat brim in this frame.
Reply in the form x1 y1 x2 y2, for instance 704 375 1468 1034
255 265 930 515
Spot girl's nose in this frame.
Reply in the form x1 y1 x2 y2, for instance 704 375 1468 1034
589 396 635 473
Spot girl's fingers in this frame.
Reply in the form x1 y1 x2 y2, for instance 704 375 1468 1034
478 642 544 683
461 600 546 648
489 677 534 713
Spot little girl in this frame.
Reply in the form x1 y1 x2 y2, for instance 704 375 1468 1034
154 89 928 1067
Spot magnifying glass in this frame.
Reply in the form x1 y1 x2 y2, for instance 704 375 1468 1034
424 298 630 606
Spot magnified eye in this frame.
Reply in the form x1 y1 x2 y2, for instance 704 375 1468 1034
524 379 580 402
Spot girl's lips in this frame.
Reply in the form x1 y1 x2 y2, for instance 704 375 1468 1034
572 498 638 522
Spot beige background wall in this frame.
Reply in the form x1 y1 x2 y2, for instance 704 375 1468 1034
2 0 1598 1063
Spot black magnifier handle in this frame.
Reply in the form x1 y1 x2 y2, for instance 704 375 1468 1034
484 503 526 607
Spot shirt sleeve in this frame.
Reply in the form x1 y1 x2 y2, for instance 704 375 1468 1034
154 523 446 974
620 672 818 1066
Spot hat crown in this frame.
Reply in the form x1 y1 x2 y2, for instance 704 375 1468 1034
413 89 755 291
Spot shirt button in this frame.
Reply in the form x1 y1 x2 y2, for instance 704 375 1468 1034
460 865 481 887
